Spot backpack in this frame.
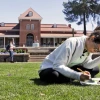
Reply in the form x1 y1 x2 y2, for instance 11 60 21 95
6 44 10 51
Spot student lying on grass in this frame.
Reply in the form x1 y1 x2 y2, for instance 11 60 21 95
38 28 100 83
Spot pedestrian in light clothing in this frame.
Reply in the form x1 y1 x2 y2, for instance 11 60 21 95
4 39 15 63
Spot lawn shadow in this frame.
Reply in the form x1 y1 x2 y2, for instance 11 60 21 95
68 81 91 87
30 78 50 85
30 78 87 86
69 81 84 86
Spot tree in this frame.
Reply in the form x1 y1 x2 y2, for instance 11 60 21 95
63 0 100 35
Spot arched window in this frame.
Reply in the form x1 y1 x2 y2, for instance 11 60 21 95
26 33 34 46
26 24 30 30
31 24 34 30
28 11 33 17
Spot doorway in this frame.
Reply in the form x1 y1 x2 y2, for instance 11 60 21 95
26 33 34 46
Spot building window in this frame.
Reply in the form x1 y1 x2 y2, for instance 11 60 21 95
52 23 57 28
26 24 30 30
1 22 5 26
28 11 33 17
31 24 34 30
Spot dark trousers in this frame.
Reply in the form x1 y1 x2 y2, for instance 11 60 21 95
5 51 14 62
39 65 99 83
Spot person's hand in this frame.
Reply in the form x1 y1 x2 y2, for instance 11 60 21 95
80 71 91 81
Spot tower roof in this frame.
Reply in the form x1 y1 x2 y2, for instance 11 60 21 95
18 8 42 20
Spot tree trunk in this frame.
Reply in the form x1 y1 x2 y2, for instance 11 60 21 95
83 12 86 35
72 28 74 37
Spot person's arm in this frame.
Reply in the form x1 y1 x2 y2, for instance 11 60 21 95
53 64 82 80
52 39 82 81
83 53 100 69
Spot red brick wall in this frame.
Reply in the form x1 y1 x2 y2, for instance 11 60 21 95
19 19 41 46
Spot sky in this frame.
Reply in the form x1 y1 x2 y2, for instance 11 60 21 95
0 0 98 31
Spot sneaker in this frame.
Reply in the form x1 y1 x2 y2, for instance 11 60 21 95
10 61 14 63
4 58 6 62
70 79 75 82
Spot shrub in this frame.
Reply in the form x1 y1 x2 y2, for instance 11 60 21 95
13 48 28 53
0 48 28 53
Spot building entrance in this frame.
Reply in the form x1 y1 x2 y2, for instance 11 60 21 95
26 33 34 46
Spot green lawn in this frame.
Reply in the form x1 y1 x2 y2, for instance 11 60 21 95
0 62 100 100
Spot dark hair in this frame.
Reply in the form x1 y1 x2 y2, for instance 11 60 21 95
89 30 100 44
94 26 100 31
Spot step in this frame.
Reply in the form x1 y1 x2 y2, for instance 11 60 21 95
29 57 45 59
29 55 46 59
28 59 44 62
29 55 47 57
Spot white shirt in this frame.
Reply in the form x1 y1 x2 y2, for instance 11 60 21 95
39 35 100 81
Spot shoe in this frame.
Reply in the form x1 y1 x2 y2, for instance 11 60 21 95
4 58 6 62
70 79 75 82
10 61 14 63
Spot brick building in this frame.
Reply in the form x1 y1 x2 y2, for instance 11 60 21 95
0 8 92 48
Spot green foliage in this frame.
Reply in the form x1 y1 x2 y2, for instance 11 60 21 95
0 49 6 53
63 0 100 23
63 0 100 35
13 48 28 53
0 62 100 100
0 48 28 53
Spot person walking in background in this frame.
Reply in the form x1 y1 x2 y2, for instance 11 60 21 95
38 27 100 84
4 39 15 63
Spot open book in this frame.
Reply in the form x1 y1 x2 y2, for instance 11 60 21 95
80 78 100 85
